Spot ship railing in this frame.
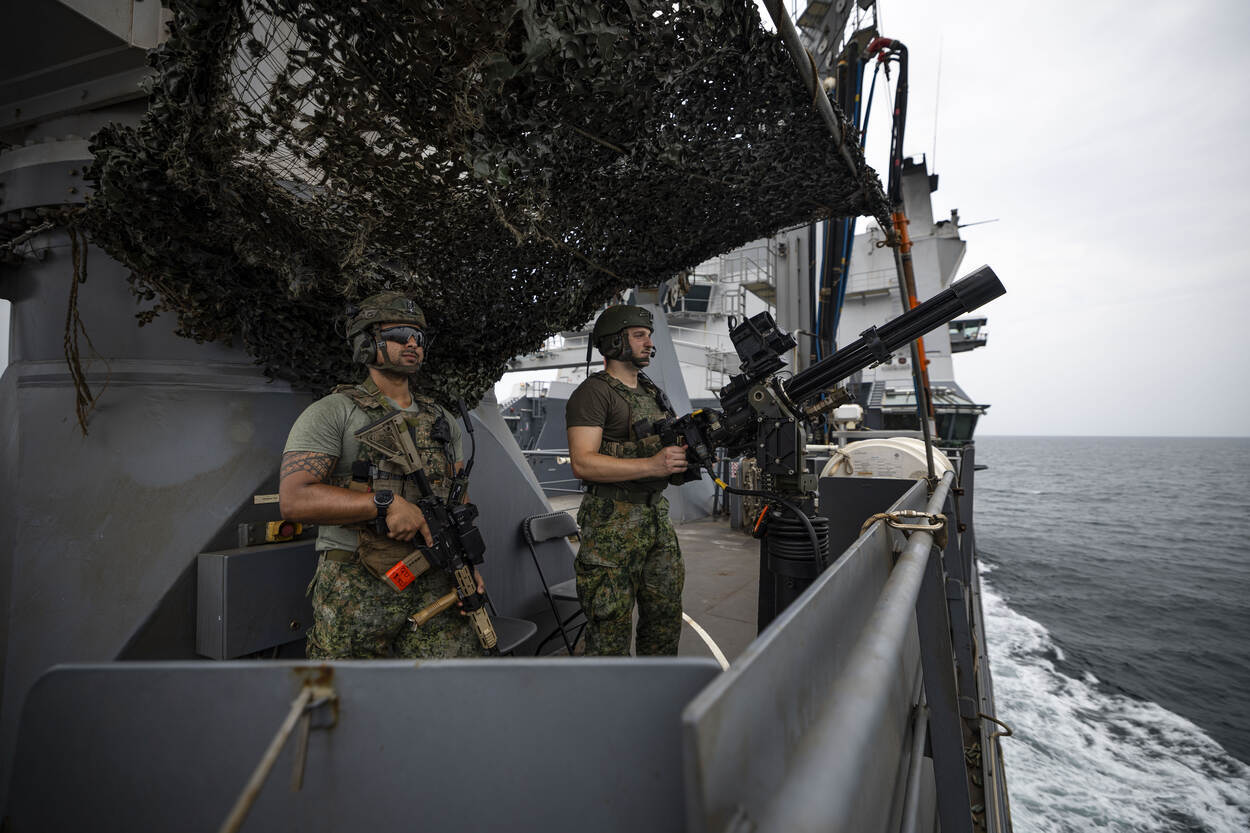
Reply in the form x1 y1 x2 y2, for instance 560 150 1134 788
684 460 1010 833
845 264 898 297
512 332 592 363
666 326 734 352
714 240 776 288
521 449 583 495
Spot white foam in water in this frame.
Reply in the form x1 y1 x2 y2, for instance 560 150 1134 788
980 577 1250 833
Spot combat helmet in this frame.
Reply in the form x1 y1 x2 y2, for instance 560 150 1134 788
592 304 654 366
347 291 427 374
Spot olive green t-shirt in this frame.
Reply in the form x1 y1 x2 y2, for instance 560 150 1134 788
565 373 670 492
283 391 463 553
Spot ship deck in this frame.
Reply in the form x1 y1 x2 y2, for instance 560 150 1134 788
548 495 760 662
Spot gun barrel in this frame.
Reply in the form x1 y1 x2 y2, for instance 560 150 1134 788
783 265 1005 404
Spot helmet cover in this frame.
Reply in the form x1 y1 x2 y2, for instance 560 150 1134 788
592 305 654 362
347 291 426 373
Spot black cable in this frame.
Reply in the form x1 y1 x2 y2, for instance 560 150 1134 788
456 399 477 477
722 485 827 569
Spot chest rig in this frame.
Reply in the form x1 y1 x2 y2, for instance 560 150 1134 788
331 378 457 586
332 378 455 504
588 371 685 488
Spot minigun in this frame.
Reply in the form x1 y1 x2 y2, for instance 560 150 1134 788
640 265 1006 496
638 266 1005 626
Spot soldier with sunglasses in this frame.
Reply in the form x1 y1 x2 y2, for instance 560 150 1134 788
279 291 487 659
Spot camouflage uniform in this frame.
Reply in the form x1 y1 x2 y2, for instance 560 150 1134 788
307 560 484 658
569 371 685 656
301 378 488 659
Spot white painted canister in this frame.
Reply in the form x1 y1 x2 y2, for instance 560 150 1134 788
821 437 953 480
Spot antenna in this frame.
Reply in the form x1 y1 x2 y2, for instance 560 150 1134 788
931 34 944 171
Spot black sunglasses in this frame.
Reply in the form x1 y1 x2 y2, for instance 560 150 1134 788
378 325 429 348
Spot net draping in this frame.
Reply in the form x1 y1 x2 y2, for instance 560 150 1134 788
83 0 888 402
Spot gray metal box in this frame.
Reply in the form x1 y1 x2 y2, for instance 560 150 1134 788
196 541 320 659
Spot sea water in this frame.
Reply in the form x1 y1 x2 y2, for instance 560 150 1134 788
974 436 1250 833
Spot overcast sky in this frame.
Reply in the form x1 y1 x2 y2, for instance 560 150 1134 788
797 0 1250 436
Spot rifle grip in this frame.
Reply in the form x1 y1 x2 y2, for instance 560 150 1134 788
409 590 458 627
466 607 497 651
454 566 497 651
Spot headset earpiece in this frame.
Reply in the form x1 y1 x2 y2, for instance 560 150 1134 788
604 333 625 360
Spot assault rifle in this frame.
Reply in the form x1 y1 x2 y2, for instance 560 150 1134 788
366 398 497 653
402 468 498 653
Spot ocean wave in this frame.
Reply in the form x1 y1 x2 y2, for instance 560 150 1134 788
981 578 1250 833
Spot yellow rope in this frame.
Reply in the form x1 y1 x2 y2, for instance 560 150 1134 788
978 711 1015 743
860 510 948 549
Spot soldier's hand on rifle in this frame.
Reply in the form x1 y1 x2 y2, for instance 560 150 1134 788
457 569 487 614
384 496 434 547
651 445 688 477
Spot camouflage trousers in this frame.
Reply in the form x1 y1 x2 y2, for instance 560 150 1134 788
575 493 684 656
306 555 488 659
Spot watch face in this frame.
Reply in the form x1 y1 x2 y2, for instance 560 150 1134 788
374 489 394 507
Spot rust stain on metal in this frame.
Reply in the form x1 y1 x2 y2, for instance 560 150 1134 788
291 663 335 688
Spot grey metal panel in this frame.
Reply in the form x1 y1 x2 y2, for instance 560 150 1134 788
0 158 88 214
197 541 321 660
940 492 980 721
0 232 316 807
818 475 914 557
772 227 813 370
0 0 156 135
10 658 721 832
958 443 978 580
467 391 580 653
682 479 932 833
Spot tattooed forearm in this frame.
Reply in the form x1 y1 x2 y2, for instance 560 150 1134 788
280 451 336 482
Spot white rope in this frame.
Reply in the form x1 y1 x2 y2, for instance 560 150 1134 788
219 687 313 833
682 611 729 671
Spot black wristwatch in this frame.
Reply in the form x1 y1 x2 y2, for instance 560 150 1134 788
373 489 394 534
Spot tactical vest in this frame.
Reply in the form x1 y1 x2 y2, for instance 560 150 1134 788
332 378 456 581
585 370 684 490
332 377 455 498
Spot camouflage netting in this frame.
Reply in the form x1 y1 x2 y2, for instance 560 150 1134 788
83 0 889 403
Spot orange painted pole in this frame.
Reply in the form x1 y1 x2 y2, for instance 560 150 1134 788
891 210 935 419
